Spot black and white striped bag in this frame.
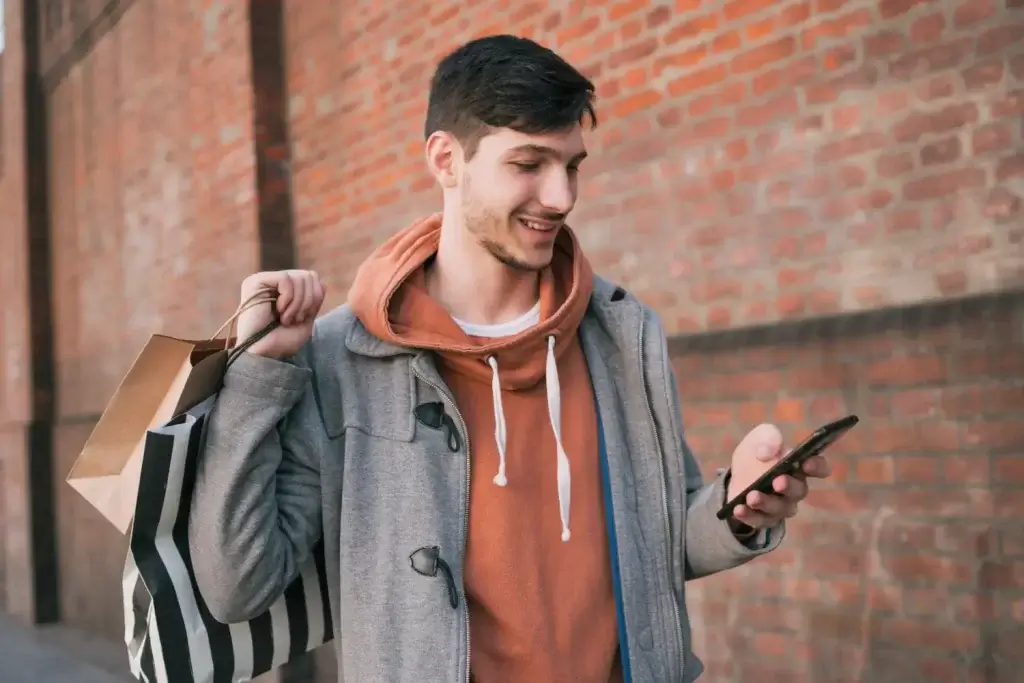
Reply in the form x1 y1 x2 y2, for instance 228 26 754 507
122 393 334 683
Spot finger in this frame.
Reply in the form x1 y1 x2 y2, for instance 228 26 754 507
299 273 318 323
283 271 306 325
773 475 808 501
275 274 295 322
746 491 791 519
734 423 784 466
733 504 768 529
802 456 832 478
310 272 325 311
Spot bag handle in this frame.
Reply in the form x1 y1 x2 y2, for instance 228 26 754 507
206 286 289 367
209 287 278 349
226 318 281 368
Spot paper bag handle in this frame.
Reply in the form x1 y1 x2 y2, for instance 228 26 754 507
226 317 281 367
209 287 278 349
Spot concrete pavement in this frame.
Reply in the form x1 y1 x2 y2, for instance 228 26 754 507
0 614 134 683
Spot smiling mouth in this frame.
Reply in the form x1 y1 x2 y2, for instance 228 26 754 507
518 216 562 232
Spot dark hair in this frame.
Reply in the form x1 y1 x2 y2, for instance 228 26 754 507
424 34 598 158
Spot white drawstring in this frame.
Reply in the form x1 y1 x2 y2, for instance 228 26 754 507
487 355 508 487
484 335 571 542
545 335 571 542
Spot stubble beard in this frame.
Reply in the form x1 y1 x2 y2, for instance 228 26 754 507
462 194 544 273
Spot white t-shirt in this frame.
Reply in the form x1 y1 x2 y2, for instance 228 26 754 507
452 301 541 338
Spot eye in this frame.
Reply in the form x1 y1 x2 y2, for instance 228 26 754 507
511 161 540 172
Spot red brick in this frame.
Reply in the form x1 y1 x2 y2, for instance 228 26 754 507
972 122 1015 155
903 169 988 200
730 36 796 74
711 30 742 54
991 89 1024 120
956 0 999 24
885 555 975 586
666 64 727 97
653 45 707 77
822 44 859 71
802 9 874 48
816 131 888 162
963 60 1005 90
866 356 948 386
736 92 799 127
879 0 931 19
909 12 946 43
997 154 1024 181
864 30 906 57
984 188 1022 222
646 6 671 28
723 0 776 21
664 13 719 44
977 22 1024 55
920 136 961 165
1012 53 1024 80
888 39 972 79
609 0 650 21
876 151 916 177
804 65 878 104
894 102 979 142
556 15 600 43
608 37 659 70
612 89 662 117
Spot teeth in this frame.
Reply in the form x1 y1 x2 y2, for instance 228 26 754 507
521 218 554 231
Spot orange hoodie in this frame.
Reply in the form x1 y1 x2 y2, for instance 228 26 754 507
349 214 621 683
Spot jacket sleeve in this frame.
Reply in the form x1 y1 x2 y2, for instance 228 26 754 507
188 340 329 623
646 322 785 581
669 364 786 580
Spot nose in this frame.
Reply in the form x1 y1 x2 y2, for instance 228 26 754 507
537 169 576 216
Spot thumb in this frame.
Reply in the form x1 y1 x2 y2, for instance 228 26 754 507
734 423 784 463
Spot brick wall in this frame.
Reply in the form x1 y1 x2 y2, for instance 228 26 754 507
42 0 264 637
0 0 1020 681
676 296 1023 682
284 0 1024 331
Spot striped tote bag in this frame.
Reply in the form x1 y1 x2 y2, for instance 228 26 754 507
121 393 334 683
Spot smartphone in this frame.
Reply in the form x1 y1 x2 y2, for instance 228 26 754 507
716 414 860 521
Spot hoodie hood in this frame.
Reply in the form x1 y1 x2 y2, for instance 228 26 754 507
348 213 594 389
348 213 595 542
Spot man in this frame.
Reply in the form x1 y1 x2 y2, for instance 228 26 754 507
189 34 831 683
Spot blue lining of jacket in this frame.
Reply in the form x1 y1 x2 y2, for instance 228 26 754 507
596 399 633 683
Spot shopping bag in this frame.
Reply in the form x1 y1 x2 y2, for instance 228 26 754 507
67 291 275 534
122 391 333 683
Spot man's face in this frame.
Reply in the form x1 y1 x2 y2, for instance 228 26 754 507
458 126 587 271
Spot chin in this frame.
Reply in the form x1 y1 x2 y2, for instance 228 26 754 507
486 241 553 272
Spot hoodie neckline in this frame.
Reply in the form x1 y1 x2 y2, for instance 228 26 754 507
347 212 595 392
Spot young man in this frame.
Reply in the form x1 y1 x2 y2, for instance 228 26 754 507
189 35 831 683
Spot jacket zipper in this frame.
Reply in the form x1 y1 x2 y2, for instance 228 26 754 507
636 316 684 679
412 368 472 683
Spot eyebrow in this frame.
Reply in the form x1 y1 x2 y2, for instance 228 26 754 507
508 144 588 164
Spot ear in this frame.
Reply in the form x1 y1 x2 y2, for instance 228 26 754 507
425 131 461 189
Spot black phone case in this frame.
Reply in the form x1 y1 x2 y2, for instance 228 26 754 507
716 415 860 521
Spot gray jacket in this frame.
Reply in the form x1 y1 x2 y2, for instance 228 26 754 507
188 275 783 683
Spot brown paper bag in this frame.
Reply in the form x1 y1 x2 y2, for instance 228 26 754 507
67 291 277 534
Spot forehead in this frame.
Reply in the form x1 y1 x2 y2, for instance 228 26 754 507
476 126 587 161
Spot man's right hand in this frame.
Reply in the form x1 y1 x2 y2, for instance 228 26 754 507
236 270 326 359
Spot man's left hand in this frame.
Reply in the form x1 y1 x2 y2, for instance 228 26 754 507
726 423 833 530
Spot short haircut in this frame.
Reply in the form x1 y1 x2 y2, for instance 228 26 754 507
425 34 598 158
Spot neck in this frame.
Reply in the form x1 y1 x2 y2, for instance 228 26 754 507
426 212 540 326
